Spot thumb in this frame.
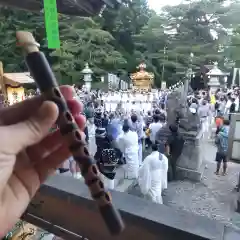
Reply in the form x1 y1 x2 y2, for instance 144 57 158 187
0 101 59 155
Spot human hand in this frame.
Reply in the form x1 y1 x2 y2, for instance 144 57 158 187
0 85 85 237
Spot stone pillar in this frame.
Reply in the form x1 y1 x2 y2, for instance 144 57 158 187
84 81 91 92
177 130 204 181
159 89 204 181
208 75 220 94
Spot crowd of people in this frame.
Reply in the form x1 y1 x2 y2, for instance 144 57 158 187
55 85 239 205
1 83 239 238
2 84 237 205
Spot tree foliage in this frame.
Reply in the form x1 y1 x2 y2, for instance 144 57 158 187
51 16 127 84
0 0 239 86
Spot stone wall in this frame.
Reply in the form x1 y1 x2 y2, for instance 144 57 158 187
23 175 240 240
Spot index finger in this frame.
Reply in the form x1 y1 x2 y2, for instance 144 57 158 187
0 96 43 125
0 85 75 126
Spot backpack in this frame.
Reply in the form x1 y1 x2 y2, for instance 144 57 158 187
101 148 118 166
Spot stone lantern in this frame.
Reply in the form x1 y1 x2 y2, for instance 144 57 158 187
81 63 93 92
206 62 227 94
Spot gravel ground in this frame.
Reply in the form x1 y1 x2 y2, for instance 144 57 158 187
163 141 240 229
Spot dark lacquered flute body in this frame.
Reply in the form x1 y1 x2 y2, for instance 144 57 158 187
25 51 124 235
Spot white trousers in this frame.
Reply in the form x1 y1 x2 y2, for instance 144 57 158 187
138 143 143 166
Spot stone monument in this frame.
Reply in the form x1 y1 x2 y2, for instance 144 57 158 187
156 85 204 181
207 62 227 94
81 63 93 92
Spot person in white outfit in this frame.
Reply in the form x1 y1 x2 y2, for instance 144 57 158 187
128 114 144 166
149 114 163 144
225 97 232 115
198 100 210 139
87 118 96 156
138 144 168 204
117 123 139 179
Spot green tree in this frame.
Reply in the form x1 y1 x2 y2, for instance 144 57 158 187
224 25 240 68
101 0 153 73
133 14 170 87
0 7 47 72
0 7 126 85
51 16 127 84
162 0 224 71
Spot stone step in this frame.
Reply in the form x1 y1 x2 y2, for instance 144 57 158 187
114 166 125 188
115 179 135 192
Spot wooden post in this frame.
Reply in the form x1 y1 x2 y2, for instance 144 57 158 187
0 61 6 99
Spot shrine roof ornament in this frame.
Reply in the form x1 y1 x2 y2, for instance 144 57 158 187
81 63 93 74
131 63 154 81
206 62 228 76
0 0 122 16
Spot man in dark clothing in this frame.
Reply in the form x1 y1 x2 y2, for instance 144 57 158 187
102 113 109 129
95 127 119 180
84 102 94 120
229 98 236 121
165 124 184 181
145 111 153 126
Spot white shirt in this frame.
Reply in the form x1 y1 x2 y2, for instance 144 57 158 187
117 130 138 153
149 122 163 143
235 97 239 112
226 99 232 109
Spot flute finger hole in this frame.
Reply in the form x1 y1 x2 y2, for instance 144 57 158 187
84 147 89 156
104 192 111 203
53 88 61 98
74 130 82 141
65 112 73 122
91 165 98 175
98 180 104 190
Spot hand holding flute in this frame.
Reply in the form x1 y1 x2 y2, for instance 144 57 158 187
15 31 125 235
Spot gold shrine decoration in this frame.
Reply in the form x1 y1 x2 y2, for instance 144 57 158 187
130 63 154 91
11 223 37 240
7 86 25 105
